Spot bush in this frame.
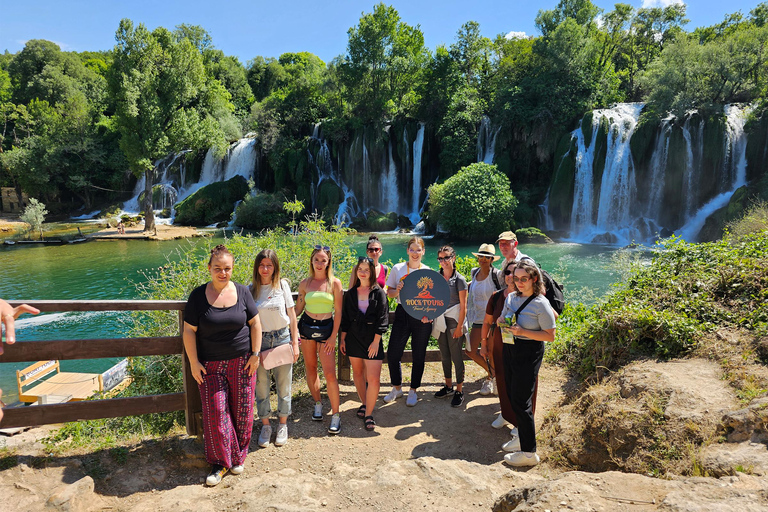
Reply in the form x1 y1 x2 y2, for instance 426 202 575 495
174 175 249 226
726 200 768 241
20 198 47 240
427 162 518 240
234 191 290 230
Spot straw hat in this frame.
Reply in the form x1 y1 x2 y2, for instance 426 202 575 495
472 243 501 262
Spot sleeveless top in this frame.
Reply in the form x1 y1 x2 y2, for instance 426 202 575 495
376 264 389 288
305 290 334 314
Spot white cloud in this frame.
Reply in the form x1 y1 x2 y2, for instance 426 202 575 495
504 31 527 40
641 0 685 7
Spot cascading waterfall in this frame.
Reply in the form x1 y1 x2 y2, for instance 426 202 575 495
410 123 425 224
645 117 672 218
569 120 597 235
676 104 752 242
381 129 400 213
477 116 500 164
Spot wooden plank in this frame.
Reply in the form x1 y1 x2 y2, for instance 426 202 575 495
0 336 183 363
5 300 186 312
180 310 202 437
21 372 101 403
0 393 186 429
386 349 470 365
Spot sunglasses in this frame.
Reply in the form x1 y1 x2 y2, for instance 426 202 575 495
513 276 530 283
477 255 493 260
437 256 454 262
313 245 331 252
357 257 374 264
367 247 381 253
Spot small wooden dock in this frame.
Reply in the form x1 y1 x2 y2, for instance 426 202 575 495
17 360 102 404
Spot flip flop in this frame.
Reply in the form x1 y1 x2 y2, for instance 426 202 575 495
364 415 376 431
356 404 366 419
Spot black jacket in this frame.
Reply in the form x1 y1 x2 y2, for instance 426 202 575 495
340 286 389 342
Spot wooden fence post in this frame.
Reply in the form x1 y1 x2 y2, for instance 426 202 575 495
180 311 202 437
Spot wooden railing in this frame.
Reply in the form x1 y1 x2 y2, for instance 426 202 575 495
0 300 470 432
0 300 202 436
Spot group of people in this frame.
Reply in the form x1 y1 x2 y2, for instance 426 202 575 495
183 230 557 486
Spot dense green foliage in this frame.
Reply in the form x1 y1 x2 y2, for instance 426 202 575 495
233 189 291 231
20 197 47 239
551 230 768 379
427 163 517 239
2 2 768 220
173 175 249 226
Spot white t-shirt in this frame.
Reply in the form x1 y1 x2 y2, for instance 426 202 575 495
386 261 430 304
467 271 497 325
251 279 294 332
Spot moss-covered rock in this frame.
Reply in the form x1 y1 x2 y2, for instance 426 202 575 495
516 227 554 243
317 180 343 213
233 191 291 231
547 133 577 229
174 175 249 226
698 186 750 241
367 210 398 231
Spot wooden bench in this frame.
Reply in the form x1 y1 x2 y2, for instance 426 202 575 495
17 360 102 404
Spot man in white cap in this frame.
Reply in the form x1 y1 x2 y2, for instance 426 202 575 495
496 231 532 267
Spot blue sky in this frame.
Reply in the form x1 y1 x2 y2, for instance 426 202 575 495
1 0 763 64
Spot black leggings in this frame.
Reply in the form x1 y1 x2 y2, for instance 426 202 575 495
386 305 432 389
503 339 545 453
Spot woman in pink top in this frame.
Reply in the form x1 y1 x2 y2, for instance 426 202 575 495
351 235 389 288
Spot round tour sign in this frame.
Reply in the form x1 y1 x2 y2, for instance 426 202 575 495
400 269 451 320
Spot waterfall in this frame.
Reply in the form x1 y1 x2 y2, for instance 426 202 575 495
569 119 598 235
645 117 672 218
121 149 191 219
410 123 425 224
381 129 400 213
676 104 752 242
477 116 500 164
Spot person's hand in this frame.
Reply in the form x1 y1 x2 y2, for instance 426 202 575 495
396 281 404 295
368 341 379 359
452 326 463 339
420 316 431 324
510 324 523 337
292 343 300 363
244 353 260 376
0 301 40 350
479 345 487 357
324 336 337 355
340 339 347 356
190 359 207 385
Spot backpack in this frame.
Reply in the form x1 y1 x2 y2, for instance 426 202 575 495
520 257 565 315
470 267 502 291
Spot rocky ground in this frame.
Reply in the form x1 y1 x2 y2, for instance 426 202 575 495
92 224 206 241
1 358 767 512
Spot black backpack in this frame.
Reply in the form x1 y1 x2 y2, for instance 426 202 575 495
521 257 565 315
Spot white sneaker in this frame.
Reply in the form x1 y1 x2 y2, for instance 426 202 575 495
502 438 521 452
230 464 244 475
406 389 418 407
492 413 509 429
479 379 492 396
491 378 498 395
258 424 272 447
312 401 323 421
383 387 403 403
510 426 519 437
504 451 540 467
275 424 288 446
328 413 341 435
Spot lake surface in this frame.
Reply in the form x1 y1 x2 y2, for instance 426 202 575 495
0 232 628 402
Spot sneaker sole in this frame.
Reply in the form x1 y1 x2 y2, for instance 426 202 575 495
312 415 323 421
328 428 341 435
274 439 287 447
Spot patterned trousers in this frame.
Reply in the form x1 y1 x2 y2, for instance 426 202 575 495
199 354 256 468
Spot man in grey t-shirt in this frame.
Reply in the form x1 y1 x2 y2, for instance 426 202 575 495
497 231 531 269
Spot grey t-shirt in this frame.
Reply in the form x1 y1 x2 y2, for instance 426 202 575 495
500 294 556 340
442 270 467 308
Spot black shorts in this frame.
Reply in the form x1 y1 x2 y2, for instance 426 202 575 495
298 315 334 342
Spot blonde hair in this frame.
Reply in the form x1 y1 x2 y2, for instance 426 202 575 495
308 246 334 285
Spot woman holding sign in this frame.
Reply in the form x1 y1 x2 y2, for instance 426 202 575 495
384 236 432 407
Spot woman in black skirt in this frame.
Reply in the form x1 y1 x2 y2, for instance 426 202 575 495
340 257 389 430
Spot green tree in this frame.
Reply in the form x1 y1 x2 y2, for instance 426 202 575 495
427 162 518 240
20 197 47 240
109 19 231 232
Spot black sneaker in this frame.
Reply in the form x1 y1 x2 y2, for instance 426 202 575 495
434 385 454 398
451 391 464 407
206 464 227 486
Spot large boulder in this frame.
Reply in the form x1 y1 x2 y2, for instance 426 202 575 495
174 175 249 226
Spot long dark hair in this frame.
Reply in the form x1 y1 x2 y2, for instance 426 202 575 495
437 245 456 276
252 249 281 298
350 258 380 290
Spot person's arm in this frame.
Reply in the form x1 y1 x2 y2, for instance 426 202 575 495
386 265 400 298
244 313 263 375
453 286 468 339
282 280 300 362
339 291 351 356
182 322 206 385
294 279 307 316
369 289 388 358
509 325 556 342
324 279 343 355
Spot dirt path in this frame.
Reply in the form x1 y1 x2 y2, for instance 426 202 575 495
0 363 567 511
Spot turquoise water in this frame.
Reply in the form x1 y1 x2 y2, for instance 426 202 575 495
0 233 627 402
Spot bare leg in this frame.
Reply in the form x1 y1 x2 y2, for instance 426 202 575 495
364 359 382 417
301 338 322 402
318 346 340 414
350 357 367 405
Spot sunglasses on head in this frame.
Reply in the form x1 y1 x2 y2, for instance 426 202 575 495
313 245 331 252
357 257 374 264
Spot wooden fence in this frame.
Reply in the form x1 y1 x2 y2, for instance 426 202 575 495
0 299 469 433
0 300 202 435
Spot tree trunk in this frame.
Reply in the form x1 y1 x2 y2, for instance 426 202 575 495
143 168 155 233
